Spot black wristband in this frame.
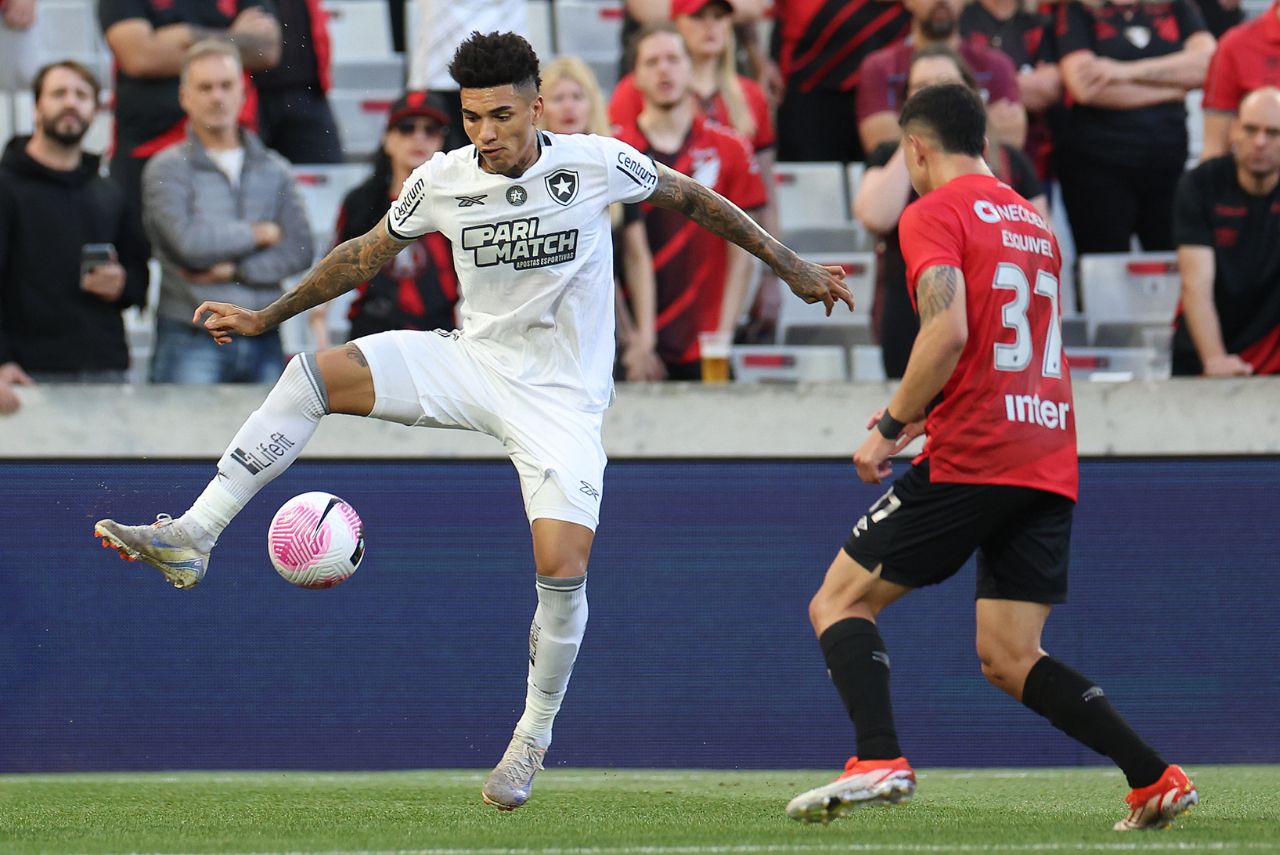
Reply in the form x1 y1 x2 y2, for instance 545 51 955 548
876 409 906 440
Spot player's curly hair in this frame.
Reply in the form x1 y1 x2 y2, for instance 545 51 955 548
449 31 542 97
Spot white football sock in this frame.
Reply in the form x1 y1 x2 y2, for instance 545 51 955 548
181 354 329 550
514 573 588 749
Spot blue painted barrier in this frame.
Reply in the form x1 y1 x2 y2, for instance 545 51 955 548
2 459 1276 772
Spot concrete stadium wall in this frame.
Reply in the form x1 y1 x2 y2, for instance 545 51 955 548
1 382 1278 772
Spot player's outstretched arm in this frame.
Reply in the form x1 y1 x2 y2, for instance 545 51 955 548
193 222 411 343
853 264 968 483
646 163 854 316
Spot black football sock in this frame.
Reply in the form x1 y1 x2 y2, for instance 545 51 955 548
1021 656 1167 788
819 617 902 761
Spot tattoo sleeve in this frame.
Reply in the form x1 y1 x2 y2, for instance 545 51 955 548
647 164 796 275
258 223 409 330
916 265 960 323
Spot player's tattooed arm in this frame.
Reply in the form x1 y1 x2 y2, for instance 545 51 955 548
193 223 411 342
647 163 854 314
258 225 410 330
886 264 969 423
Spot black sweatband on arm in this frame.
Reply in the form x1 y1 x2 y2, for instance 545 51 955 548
877 409 906 440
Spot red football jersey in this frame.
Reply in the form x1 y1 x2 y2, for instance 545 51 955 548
615 116 767 365
898 173 1078 501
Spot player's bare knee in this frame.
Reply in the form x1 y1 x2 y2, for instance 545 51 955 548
314 344 375 416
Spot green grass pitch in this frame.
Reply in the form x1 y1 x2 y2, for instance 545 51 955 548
1 766 1277 854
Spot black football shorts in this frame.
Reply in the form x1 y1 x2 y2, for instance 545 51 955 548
842 459 1074 604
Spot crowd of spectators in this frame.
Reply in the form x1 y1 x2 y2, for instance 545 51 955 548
1 0 1279 411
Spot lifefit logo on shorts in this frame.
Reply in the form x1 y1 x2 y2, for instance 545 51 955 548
506 185 527 206
391 178 425 228
545 169 579 206
461 217 578 269
579 480 600 500
455 194 486 207
230 432 295 475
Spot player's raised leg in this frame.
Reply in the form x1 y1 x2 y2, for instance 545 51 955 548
786 549 916 823
482 517 593 811
974 598 1198 831
94 344 375 588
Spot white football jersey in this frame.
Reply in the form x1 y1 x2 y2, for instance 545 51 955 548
386 131 659 412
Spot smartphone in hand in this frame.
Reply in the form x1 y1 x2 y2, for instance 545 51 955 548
80 243 118 282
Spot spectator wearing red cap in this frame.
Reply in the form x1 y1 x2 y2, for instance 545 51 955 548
311 92 458 348
614 25 768 379
1201 2 1280 160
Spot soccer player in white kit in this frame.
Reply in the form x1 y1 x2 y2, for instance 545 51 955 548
94 32 852 810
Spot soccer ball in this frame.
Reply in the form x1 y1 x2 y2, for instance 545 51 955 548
267 492 365 588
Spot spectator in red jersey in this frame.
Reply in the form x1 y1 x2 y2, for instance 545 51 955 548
614 25 768 380
854 45 1048 378
787 82 1198 835
612 0 784 343
252 0 343 164
1200 2 1280 159
541 56 665 382
310 92 457 349
960 0 1061 178
1055 0 1214 254
98 0 282 251
768 0 913 162
1173 87 1280 376
859 0 1027 153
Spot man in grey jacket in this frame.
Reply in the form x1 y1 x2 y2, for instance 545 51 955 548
143 39 313 383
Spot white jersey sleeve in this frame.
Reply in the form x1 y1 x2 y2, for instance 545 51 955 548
385 154 443 240
592 135 659 205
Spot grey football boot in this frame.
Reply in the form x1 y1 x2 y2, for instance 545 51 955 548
95 514 209 589
481 734 547 810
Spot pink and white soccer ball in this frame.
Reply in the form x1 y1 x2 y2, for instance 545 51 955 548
267 492 365 588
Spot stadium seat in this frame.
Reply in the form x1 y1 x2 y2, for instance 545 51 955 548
1186 89 1204 165
731 345 848 383
1078 252 1181 347
774 162 850 231
321 0 395 61
123 259 163 384
526 0 554 65
83 105 114 156
0 92 12 147
553 1 624 89
329 89 399 158
11 91 32 134
775 251 875 347
36 0 109 63
291 163 371 251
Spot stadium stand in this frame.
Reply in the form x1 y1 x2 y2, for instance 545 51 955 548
329 89 400 159
0 92 12 145
773 161 868 252
35 0 112 84
775 251 875 349
1078 252 1181 348
322 0 405 90
551 0 625 90
291 162 369 252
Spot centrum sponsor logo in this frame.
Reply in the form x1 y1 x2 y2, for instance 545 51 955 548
1004 394 1071 430
461 217 578 269
615 151 657 188
230 432 297 474
392 178 425 226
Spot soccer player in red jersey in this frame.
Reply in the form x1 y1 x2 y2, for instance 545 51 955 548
785 83 1198 832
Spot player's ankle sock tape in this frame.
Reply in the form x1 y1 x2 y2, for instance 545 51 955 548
186 355 328 536
1021 656 1166 788
514 573 588 747
819 617 902 761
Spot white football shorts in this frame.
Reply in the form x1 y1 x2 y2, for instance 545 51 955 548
351 330 606 530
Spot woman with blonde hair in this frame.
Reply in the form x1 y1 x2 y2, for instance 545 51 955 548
540 57 666 381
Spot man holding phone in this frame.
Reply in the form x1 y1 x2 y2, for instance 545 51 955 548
0 60 150 413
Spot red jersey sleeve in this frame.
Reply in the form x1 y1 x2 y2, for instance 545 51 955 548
899 200 965 303
1201 33 1242 112
608 74 645 133
856 48 895 121
740 76 777 150
721 130 768 211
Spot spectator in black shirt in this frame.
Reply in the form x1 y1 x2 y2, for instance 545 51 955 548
961 0 1061 178
98 0 282 247
853 44 1047 377
252 0 343 164
1055 0 1214 253
1173 86 1280 376
0 61 149 413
